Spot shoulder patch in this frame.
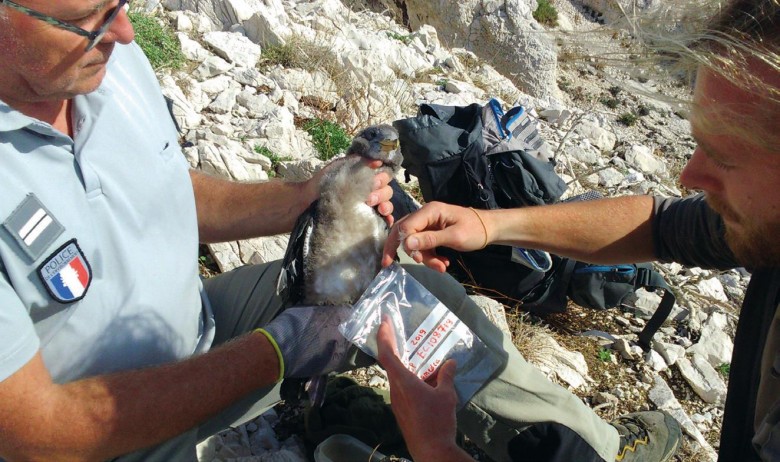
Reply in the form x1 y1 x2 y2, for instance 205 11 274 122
3 194 65 261
37 239 92 304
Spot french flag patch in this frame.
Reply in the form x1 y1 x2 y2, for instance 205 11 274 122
38 239 92 303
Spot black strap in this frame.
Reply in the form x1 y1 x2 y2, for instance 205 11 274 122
635 267 676 351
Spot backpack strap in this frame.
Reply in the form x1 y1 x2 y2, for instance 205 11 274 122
634 266 676 351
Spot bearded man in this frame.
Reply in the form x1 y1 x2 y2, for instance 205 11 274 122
380 1 780 461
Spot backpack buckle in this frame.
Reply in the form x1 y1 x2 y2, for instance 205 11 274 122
635 267 653 290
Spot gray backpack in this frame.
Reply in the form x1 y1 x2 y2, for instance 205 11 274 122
393 100 675 350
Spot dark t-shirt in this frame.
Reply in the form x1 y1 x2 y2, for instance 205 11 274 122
653 194 780 461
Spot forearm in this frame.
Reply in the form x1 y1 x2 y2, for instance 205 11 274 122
190 170 318 243
2 333 279 462
486 195 656 264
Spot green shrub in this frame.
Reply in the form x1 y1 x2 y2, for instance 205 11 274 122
254 146 291 177
597 348 612 362
303 119 351 161
533 0 558 27
617 112 638 126
386 31 412 45
129 12 185 71
599 97 620 109
717 363 731 377
260 36 339 77
261 42 306 69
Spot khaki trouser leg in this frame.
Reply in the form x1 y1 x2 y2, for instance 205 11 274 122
115 262 287 462
403 264 619 462
118 261 619 461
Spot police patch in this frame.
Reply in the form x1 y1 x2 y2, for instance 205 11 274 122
37 239 92 303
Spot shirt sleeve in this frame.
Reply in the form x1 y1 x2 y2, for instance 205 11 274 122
0 272 40 382
652 193 740 270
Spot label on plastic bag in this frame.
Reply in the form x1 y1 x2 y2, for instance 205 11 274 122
340 263 502 407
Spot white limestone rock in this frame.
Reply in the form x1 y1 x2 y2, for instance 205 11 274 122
200 75 234 96
177 32 212 62
267 68 338 105
644 349 668 372
649 374 718 461
577 122 617 152
194 55 234 81
677 355 728 405
653 341 686 367
687 312 734 368
598 167 624 188
242 236 289 265
203 31 263 69
625 144 666 175
377 0 557 98
232 68 276 88
209 87 241 114
159 75 203 129
208 241 244 273
242 0 293 47
532 333 591 390
469 295 512 341
696 277 729 303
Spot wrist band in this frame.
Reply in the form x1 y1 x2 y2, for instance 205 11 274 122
254 328 285 382
468 207 489 250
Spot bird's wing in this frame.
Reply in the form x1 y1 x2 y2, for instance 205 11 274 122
276 200 318 306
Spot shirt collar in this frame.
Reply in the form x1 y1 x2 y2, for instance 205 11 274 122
0 99 36 133
0 82 113 140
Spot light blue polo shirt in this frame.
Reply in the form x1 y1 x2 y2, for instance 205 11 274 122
0 43 214 384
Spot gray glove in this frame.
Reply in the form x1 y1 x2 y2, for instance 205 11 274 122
258 305 357 379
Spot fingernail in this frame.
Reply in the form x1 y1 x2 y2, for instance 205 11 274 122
406 236 419 250
373 178 381 189
368 194 378 206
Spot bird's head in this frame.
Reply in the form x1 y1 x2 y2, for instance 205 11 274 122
347 124 402 168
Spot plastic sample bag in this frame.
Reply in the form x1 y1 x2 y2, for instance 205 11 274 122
340 263 502 407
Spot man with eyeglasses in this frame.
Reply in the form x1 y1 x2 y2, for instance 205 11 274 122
0 1 403 460
0 2 686 462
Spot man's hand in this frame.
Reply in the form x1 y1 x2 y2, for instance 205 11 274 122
310 157 395 225
381 202 491 272
364 159 395 226
376 320 474 462
258 305 360 379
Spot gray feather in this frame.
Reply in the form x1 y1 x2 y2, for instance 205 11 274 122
303 124 401 305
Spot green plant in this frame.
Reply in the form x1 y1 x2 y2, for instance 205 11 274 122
435 78 449 88
303 119 351 161
557 77 572 92
128 11 185 71
261 42 305 69
599 97 620 109
617 112 638 126
608 85 622 97
533 0 558 27
259 36 340 78
386 31 412 45
717 363 731 377
597 348 612 362
254 146 291 178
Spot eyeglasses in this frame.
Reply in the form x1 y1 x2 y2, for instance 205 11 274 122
0 0 129 52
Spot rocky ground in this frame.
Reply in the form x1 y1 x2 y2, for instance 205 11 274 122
139 1 742 460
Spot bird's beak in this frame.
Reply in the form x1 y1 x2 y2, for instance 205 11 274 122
380 139 399 152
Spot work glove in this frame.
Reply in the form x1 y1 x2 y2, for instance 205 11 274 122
257 305 367 379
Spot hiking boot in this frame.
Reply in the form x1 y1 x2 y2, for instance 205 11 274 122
612 410 682 462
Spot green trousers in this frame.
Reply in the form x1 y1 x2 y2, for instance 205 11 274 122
117 262 618 462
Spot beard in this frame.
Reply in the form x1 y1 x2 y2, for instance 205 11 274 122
706 194 780 268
